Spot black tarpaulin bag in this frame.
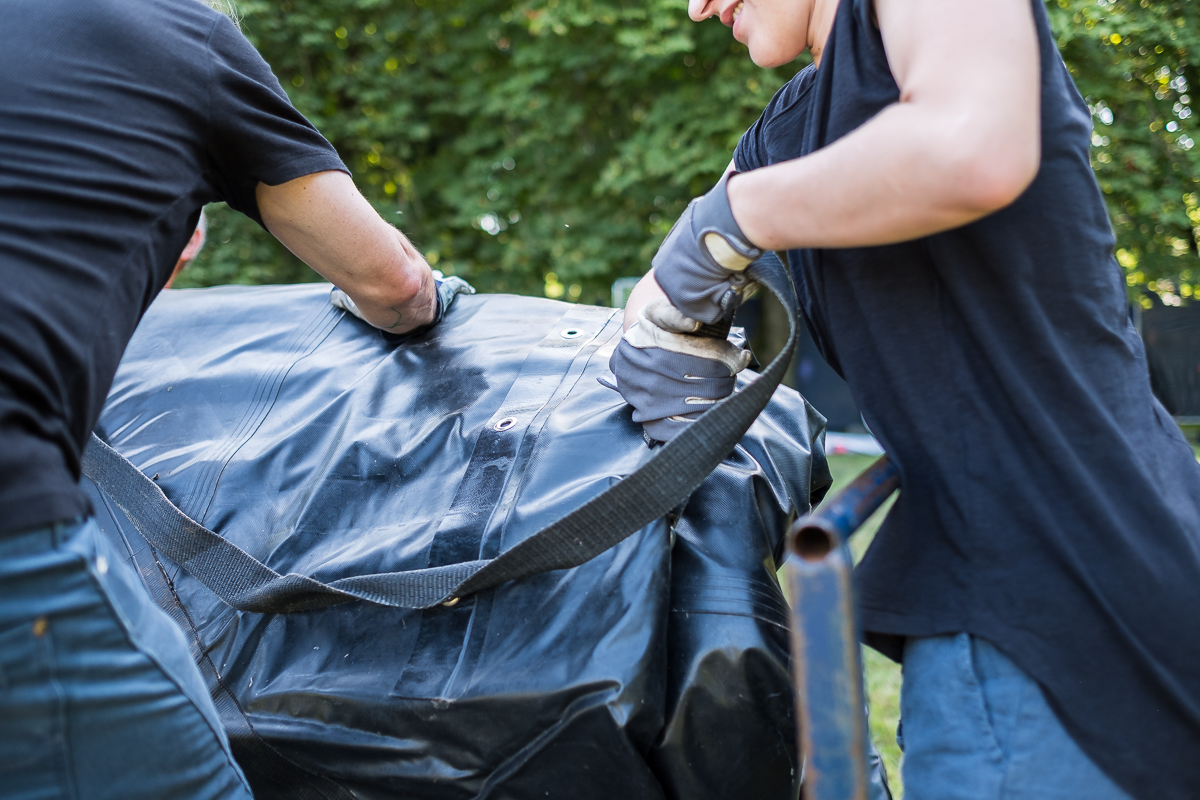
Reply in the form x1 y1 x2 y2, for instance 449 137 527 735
81 279 833 800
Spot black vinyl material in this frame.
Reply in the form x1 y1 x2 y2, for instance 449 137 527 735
82 284 845 800
82 257 802 614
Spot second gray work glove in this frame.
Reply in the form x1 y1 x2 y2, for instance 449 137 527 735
605 299 752 443
651 171 764 327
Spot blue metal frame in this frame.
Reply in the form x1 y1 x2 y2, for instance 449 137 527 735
785 456 900 800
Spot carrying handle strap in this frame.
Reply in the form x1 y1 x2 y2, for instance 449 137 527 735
82 255 799 613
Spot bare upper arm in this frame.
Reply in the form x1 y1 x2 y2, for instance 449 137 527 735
874 0 1042 209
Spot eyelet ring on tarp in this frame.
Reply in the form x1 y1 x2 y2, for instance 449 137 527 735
493 417 518 432
560 328 582 339
442 597 460 607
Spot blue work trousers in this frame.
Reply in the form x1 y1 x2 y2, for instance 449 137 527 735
901 633 1132 800
0 518 252 799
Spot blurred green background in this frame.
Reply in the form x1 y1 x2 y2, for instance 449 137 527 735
184 0 1200 309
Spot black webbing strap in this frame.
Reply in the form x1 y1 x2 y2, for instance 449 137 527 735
82 255 799 613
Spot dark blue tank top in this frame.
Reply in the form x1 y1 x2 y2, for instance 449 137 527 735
735 1 1200 796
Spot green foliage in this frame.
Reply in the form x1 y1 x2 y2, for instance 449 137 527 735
182 0 1200 308
180 0 804 303
1049 0 1200 306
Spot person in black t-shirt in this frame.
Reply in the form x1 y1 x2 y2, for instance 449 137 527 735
0 1 440 796
610 0 1200 798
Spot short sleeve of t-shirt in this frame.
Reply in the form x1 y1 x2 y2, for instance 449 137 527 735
734 64 819 173
204 16 348 225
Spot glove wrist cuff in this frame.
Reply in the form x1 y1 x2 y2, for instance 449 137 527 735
698 171 764 272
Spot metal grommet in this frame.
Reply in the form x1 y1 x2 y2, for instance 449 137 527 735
442 597 460 608
493 416 518 431
560 328 582 339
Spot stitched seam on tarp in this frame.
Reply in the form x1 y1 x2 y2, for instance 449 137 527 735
154 300 342 524
475 307 618 556
396 305 610 698
441 308 620 699
174 302 337 520
422 305 608 569
668 607 791 632
479 307 622 559
196 306 345 526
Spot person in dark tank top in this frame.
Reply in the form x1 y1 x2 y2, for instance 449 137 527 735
610 0 1200 798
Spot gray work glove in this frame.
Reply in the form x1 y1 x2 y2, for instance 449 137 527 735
331 271 475 339
651 170 764 327
605 299 752 443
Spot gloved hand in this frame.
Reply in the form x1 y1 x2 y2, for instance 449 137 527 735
331 271 475 337
651 171 764 327
605 298 752 443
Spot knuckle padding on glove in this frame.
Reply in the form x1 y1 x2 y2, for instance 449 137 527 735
606 300 754 442
625 303 752 374
609 338 738 424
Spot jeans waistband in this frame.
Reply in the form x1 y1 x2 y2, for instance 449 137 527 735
0 516 88 558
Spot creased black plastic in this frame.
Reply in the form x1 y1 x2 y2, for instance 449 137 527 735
80 284 855 800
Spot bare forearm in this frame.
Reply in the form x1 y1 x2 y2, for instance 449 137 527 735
348 228 436 333
623 270 667 331
257 171 436 333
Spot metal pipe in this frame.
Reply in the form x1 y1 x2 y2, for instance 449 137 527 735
792 455 900 561
786 455 899 800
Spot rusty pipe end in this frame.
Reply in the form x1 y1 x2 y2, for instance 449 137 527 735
788 518 840 562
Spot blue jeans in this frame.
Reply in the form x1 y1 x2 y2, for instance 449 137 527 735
0 519 252 799
901 633 1131 800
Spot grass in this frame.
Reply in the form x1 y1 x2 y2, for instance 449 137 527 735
1178 421 1200 463
1186 432 1200 463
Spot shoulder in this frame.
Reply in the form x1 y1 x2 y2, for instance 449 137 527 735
204 10 287 98
763 64 820 125
735 64 819 171
42 0 223 91
86 0 220 53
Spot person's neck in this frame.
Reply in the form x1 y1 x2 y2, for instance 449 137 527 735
808 0 841 67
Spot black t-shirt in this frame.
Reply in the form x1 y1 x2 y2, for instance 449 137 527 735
736 0 1200 797
0 0 347 534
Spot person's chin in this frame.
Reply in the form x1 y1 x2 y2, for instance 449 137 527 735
748 41 802 69
738 21 802 68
